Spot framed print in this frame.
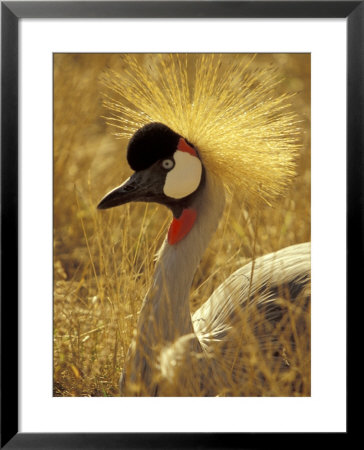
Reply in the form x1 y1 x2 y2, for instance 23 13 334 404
1 1 360 448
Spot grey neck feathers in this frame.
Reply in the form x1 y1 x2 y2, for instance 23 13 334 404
137 172 225 343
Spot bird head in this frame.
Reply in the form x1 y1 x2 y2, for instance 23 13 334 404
100 54 300 208
97 122 205 219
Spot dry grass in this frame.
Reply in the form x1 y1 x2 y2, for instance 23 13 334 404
53 53 310 397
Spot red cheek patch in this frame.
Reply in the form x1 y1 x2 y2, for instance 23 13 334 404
177 137 197 157
168 208 197 245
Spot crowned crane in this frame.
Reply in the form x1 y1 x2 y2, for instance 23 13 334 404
97 54 310 396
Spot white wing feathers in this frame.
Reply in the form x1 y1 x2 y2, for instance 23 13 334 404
193 242 311 338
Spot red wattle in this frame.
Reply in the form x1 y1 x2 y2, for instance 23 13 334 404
168 208 197 245
177 138 197 157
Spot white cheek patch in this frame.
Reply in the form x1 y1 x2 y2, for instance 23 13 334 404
163 151 202 199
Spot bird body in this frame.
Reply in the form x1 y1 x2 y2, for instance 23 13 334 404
97 54 310 396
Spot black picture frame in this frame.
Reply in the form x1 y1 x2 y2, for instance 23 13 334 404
1 1 360 448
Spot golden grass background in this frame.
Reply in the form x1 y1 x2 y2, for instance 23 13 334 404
53 53 310 396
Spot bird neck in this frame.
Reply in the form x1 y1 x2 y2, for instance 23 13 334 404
138 172 226 343
123 172 225 395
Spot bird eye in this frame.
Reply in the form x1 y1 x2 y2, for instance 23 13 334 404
161 159 175 170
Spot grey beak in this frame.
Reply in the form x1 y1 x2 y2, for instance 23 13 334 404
97 168 165 210
97 173 142 210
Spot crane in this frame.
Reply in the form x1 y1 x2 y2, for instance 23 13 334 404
97 54 310 396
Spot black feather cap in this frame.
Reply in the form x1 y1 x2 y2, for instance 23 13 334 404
127 123 180 171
